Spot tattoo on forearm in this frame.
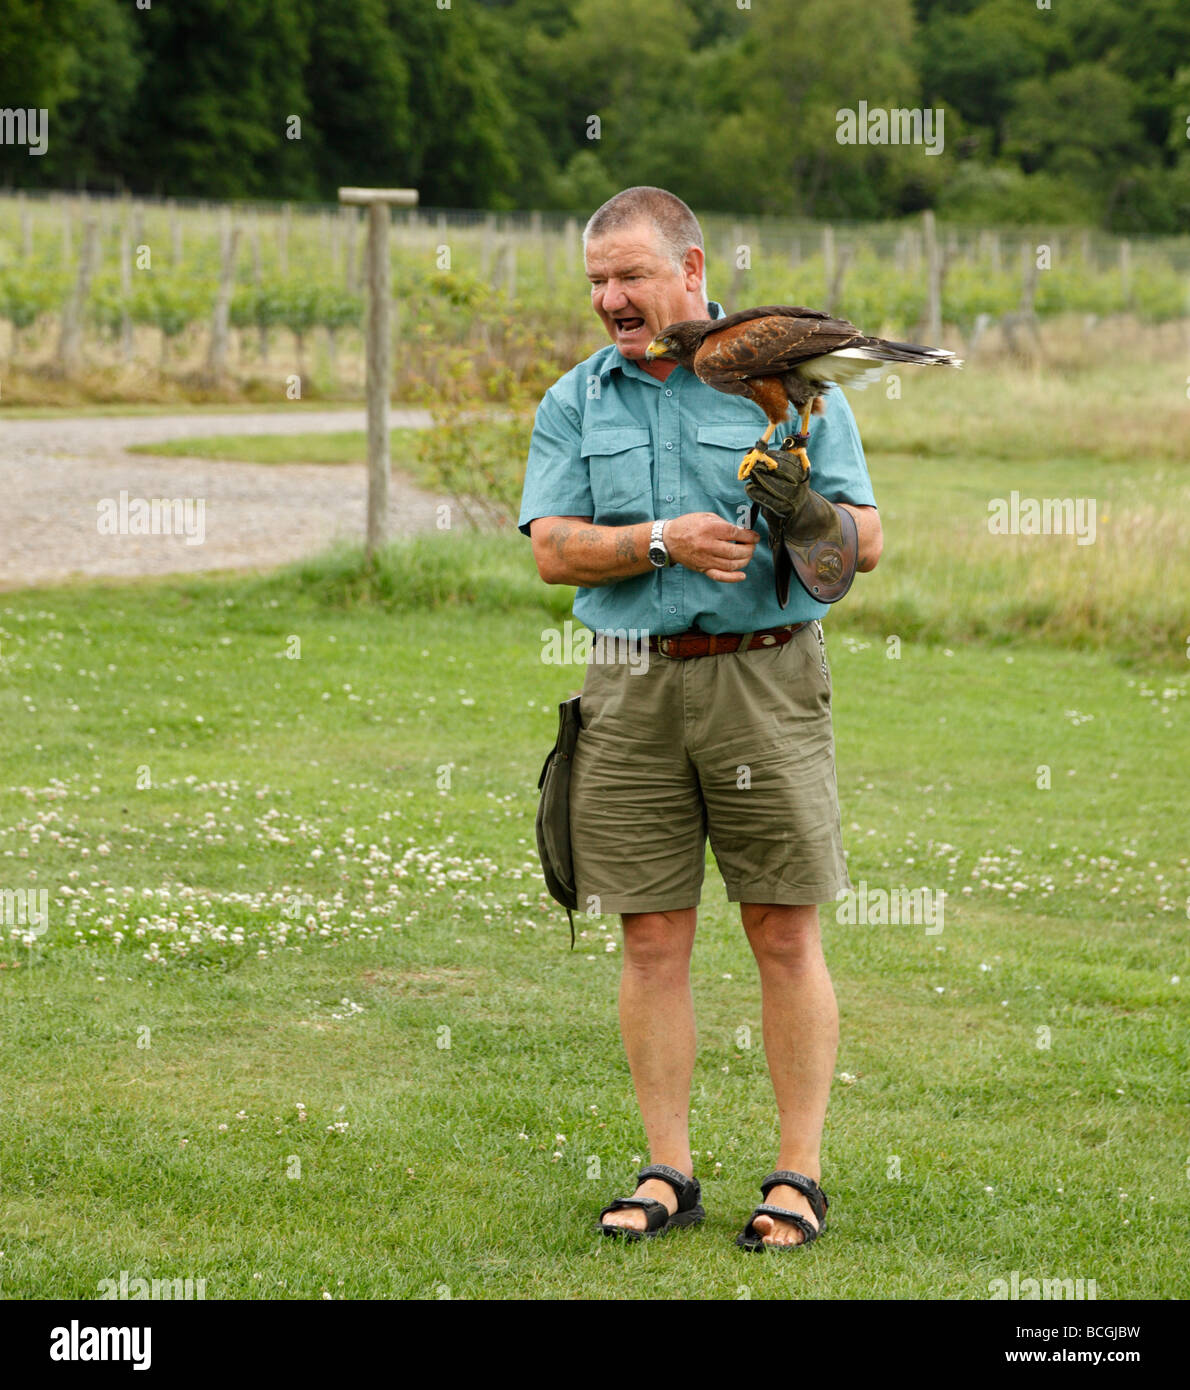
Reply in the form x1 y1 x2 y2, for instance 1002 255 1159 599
549 523 574 559
614 530 637 562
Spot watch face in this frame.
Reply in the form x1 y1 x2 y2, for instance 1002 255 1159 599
648 545 666 567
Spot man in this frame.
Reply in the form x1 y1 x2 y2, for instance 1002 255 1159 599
518 187 882 1248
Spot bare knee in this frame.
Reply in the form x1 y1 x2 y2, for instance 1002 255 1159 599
621 909 695 972
743 904 822 965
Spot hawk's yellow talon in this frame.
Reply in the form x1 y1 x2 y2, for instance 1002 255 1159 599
738 449 779 481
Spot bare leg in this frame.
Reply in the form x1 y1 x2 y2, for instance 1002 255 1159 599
737 421 780 480
599 907 698 1231
740 902 838 1245
789 402 814 474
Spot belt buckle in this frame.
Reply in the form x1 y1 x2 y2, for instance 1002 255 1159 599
659 636 678 659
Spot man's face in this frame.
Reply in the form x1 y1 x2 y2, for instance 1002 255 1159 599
585 221 703 359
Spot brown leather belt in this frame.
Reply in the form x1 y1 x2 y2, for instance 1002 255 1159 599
648 622 807 660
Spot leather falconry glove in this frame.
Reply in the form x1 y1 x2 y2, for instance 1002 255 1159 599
742 436 858 606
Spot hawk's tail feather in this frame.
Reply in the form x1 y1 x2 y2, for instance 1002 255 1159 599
858 336 963 368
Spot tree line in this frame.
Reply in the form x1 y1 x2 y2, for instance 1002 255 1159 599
0 0 1187 232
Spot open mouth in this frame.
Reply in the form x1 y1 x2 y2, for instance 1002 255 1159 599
614 316 646 336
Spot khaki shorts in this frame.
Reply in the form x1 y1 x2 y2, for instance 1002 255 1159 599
570 621 851 915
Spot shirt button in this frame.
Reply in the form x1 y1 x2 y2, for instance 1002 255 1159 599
665 389 673 397
665 494 673 502
668 606 676 614
665 441 674 450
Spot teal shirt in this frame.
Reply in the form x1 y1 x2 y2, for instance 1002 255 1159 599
518 301 878 635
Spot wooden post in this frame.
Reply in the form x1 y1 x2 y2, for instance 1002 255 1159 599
503 238 517 301
826 243 850 317
57 217 100 374
923 210 942 342
822 225 835 305
120 203 134 363
1019 241 1039 316
563 217 577 278
205 212 241 381
482 214 497 284
1119 239 1131 304
339 186 419 559
343 206 359 290
169 201 182 265
278 203 291 277
543 231 555 295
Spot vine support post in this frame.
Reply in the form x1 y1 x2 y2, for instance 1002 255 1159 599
338 186 419 560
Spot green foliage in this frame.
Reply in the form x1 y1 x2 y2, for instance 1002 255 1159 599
1 0 1188 229
936 166 1101 226
129 277 211 338
273 281 320 342
228 278 360 339
0 267 64 330
230 282 284 334
316 285 364 332
411 404 535 531
87 273 128 338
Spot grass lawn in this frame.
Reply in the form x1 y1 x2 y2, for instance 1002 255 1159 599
128 429 378 466
0 541 1186 1300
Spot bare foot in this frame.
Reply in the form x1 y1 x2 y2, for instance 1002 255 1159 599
750 1181 822 1247
600 1176 681 1233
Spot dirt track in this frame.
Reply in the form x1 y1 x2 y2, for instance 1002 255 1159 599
0 408 443 589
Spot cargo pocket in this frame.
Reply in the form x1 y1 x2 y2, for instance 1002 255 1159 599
695 421 769 520
583 426 653 522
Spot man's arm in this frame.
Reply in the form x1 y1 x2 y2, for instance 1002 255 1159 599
530 517 654 586
529 514 762 587
837 503 882 571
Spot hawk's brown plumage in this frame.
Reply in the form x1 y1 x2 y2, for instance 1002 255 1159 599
645 305 961 477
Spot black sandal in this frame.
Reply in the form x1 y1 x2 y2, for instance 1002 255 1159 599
598 1163 705 1241
736 1170 828 1251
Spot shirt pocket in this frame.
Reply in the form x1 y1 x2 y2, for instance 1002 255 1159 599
695 422 769 514
582 426 654 519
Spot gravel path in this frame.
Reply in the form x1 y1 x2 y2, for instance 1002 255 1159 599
0 408 445 589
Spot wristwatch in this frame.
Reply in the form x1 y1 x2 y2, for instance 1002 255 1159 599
647 519 671 568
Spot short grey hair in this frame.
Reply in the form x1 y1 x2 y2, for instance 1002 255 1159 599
582 186 704 275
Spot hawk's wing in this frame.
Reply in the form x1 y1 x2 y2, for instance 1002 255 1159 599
694 310 866 387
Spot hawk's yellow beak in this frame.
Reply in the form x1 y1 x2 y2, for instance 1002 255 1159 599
643 337 669 362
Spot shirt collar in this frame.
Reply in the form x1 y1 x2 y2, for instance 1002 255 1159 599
599 300 726 384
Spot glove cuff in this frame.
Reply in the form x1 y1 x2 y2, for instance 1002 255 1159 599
785 501 858 603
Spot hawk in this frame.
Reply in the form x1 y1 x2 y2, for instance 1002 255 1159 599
645 305 961 479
